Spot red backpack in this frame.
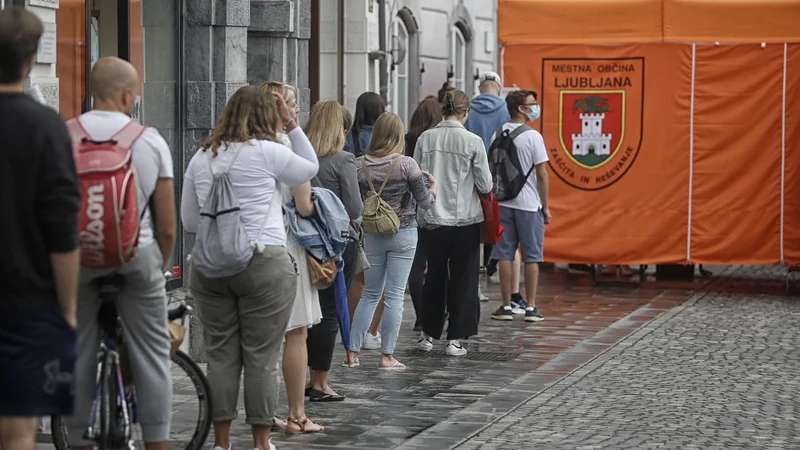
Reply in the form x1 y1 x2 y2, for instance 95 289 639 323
66 118 147 268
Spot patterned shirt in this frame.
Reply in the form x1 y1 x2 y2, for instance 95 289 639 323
356 154 436 229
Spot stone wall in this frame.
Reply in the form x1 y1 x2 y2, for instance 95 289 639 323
181 0 312 362
248 0 311 124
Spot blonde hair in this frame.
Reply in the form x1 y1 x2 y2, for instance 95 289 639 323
259 81 297 108
282 84 297 107
305 100 345 157
367 112 405 158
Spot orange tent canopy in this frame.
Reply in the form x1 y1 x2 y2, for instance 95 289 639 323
499 0 800 44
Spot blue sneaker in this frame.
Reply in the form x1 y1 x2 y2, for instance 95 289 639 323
525 307 545 322
511 296 528 315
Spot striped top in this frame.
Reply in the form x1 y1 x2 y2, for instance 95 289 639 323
356 154 436 229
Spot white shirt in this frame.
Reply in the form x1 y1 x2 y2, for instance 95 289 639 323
76 110 174 247
181 128 319 247
494 123 549 212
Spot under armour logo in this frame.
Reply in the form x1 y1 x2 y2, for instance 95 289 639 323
42 360 74 396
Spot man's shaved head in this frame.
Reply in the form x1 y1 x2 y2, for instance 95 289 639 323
90 57 138 116
91 57 138 102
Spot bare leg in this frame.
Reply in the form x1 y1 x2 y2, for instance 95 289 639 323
212 420 232 449
283 327 322 432
347 272 365 322
499 260 514 307
367 297 385 336
524 262 540 307
251 424 271 450
0 417 38 450
511 250 522 295
309 370 339 395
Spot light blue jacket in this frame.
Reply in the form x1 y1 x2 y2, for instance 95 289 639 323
413 120 493 228
284 187 351 269
465 94 511 151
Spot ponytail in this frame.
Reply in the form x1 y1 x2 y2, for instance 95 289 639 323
440 89 470 118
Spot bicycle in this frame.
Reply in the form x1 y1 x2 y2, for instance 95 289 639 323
50 274 212 450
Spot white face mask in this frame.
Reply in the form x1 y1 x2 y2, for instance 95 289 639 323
527 104 541 121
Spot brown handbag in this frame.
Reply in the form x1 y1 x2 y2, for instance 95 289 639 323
307 252 337 289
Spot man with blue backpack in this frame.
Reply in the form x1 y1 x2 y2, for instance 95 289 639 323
487 89 550 323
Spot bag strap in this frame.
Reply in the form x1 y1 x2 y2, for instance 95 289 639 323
494 125 505 142
378 156 402 196
66 118 90 151
351 128 363 157
361 157 377 194
507 124 536 181
111 121 147 150
362 155 402 197
205 145 244 176
508 124 533 140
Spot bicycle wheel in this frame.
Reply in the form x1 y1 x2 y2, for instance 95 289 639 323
98 350 117 450
50 351 211 450
169 351 212 450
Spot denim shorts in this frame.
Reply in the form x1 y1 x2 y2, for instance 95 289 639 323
491 206 545 263
0 307 76 417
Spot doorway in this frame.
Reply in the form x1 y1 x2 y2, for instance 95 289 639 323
81 0 131 113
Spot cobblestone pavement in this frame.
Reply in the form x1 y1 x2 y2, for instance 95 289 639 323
445 266 800 450
45 264 785 450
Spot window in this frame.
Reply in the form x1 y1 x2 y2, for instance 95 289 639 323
390 17 409 124
450 26 466 91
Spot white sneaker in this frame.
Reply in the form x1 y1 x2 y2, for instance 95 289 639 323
417 333 433 352
478 286 489 302
363 332 382 350
446 340 467 356
511 305 526 315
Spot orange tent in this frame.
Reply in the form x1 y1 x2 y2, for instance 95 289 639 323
499 0 800 265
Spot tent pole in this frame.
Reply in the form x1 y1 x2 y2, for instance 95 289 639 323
687 43 696 265
781 42 787 264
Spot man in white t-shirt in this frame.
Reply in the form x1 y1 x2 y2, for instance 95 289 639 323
489 89 550 323
67 57 176 450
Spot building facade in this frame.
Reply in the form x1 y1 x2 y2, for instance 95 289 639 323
319 0 499 123
10 0 312 291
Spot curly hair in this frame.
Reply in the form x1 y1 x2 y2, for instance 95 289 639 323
201 85 280 157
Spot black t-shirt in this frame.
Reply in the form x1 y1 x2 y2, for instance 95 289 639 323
405 133 419 158
0 93 80 310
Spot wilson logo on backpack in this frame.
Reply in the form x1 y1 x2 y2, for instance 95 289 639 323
67 118 147 268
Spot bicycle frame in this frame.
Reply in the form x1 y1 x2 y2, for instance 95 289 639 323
84 277 135 450
83 273 191 450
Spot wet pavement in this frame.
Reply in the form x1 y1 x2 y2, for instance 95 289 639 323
454 265 800 449
40 264 799 449
262 264 690 449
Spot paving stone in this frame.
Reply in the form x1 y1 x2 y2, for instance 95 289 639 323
451 266 800 449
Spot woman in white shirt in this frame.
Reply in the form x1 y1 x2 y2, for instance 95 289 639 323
260 81 324 433
181 86 318 450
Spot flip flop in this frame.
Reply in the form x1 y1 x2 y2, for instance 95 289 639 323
378 360 407 370
308 388 346 402
286 416 325 434
341 357 360 368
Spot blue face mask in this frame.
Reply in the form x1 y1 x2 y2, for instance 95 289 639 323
527 104 541 121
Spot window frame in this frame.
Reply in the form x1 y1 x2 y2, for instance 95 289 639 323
390 17 410 124
450 26 467 92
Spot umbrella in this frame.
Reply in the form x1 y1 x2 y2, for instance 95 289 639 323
333 270 350 350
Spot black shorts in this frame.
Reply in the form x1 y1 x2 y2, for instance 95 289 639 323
0 307 77 417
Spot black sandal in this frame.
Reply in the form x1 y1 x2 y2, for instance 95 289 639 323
308 388 345 402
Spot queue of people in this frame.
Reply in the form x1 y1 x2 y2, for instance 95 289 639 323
0 7 550 450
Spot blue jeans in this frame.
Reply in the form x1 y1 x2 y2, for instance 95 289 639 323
349 228 418 355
